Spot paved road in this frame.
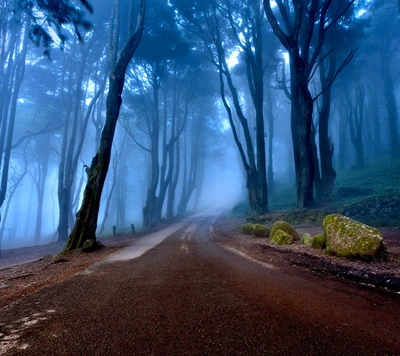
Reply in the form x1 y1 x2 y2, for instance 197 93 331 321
1 214 399 355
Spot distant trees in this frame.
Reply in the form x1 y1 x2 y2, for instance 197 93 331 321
372 0 400 162
173 0 269 214
0 0 93 244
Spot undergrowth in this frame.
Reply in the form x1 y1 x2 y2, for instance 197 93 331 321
230 161 400 227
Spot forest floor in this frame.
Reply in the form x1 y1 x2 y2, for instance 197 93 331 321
0 214 399 309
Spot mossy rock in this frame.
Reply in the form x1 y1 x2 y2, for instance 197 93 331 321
310 234 326 249
251 224 271 237
301 233 312 245
82 239 96 252
270 229 293 245
240 223 254 235
323 214 384 258
270 220 300 241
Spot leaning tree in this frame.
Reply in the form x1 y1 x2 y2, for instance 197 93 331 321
64 0 146 251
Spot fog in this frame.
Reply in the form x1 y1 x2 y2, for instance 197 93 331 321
1 0 400 252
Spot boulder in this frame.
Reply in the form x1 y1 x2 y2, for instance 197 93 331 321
270 229 293 245
240 223 253 235
251 224 271 237
82 239 96 252
310 234 326 250
301 233 312 245
323 214 384 258
270 220 300 241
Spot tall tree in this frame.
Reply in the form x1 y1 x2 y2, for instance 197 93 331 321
64 0 146 251
263 0 355 207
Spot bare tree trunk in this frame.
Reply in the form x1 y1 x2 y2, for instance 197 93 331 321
290 64 315 208
34 137 50 241
264 75 275 196
348 84 365 169
98 149 120 235
316 52 336 203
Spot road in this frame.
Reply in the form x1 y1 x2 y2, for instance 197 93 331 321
1 213 399 355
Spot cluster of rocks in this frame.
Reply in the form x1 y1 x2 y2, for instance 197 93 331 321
240 214 386 259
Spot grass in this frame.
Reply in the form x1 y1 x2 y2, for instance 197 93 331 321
231 160 400 226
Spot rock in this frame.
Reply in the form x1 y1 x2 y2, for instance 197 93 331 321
251 224 271 237
310 234 326 249
270 220 300 241
323 214 384 258
82 239 97 252
301 233 312 245
270 229 293 245
240 223 253 235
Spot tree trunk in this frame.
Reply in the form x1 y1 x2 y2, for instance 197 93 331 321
382 67 400 160
349 84 365 169
290 60 315 208
64 0 145 251
265 81 275 197
369 82 381 160
316 53 336 203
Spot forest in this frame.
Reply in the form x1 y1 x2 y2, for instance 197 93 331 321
0 0 399 253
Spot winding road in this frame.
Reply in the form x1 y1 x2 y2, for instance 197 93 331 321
1 213 399 355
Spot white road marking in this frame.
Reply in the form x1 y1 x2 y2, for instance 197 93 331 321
180 224 197 253
209 225 276 270
103 221 188 263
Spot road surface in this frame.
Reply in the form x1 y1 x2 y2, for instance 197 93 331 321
1 213 399 355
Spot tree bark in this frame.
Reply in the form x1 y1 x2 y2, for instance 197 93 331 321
316 51 336 203
290 64 316 208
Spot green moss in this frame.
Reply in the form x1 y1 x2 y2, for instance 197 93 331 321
251 224 271 237
82 239 96 252
270 220 300 241
240 223 253 235
270 229 293 245
323 214 384 258
311 234 326 249
301 233 312 245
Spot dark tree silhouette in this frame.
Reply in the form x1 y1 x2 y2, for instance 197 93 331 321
263 0 355 208
64 0 146 251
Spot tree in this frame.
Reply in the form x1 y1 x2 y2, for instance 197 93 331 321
16 0 93 56
0 0 93 243
263 0 355 207
64 0 145 251
56 37 108 242
173 0 269 214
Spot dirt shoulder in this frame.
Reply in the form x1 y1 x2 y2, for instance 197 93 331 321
0 220 181 308
0 244 127 308
212 215 400 294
